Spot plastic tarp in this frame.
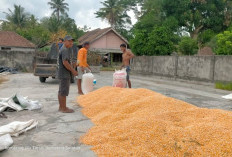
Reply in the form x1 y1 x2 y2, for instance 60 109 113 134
0 119 38 151
112 69 127 88
0 94 42 113
222 94 232 100
82 73 94 95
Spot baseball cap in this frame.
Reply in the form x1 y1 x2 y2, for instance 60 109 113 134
64 35 74 41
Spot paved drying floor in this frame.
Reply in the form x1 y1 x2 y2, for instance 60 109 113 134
0 72 231 157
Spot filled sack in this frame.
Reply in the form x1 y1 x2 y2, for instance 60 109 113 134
113 69 127 88
82 72 94 95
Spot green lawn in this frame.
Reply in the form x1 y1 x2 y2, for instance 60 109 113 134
215 82 232 91
101 66 120 71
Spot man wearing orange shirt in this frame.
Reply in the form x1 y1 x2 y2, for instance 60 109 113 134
77 42 91 95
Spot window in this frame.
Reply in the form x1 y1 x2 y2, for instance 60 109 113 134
1 47 11 50
113 53 122 62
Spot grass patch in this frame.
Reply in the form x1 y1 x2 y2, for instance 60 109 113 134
101 66 120 71
0 76 8 84
215 82 232 91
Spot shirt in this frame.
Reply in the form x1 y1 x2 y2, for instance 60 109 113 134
58 43 63 50
58 45 72 79
78 48 89 67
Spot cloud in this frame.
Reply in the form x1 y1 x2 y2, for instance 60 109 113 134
0 0 137 30
0 0 109 29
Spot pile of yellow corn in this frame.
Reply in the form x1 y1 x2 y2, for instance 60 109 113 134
78 87 232 157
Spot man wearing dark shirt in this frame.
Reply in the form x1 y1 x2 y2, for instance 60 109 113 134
58 35 78 113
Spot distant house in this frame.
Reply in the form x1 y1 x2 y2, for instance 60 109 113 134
78 27 129 64
0 31 35 52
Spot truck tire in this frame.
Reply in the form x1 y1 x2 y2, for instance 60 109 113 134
39 77 46 83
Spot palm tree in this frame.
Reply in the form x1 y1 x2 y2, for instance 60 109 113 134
4 4 29 28
95 0 131 28
48 0 69 22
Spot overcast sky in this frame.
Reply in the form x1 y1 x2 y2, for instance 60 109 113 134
0 0 136 30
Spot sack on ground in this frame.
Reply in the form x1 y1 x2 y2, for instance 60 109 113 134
82 72 94 94
113 69 127 88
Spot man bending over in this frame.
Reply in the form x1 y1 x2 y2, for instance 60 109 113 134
120 44 135 88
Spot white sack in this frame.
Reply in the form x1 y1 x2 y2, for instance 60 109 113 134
82 73 94 95
0 134 13 151
113 69 127 88
0 119 38 137
0 94 42 113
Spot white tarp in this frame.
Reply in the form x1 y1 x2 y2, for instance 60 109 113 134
0 94 42 113
222 93 232 100
0 119 38 151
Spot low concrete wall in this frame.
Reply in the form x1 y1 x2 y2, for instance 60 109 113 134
214 56 232 82
177 56 214 81
131 55 232 82
0 50 35 72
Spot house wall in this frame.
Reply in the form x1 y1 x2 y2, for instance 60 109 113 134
131 56 232 82
0 50 35 72
90 31 127 49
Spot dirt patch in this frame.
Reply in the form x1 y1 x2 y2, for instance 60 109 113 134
0 76 8 84
78 87 232 156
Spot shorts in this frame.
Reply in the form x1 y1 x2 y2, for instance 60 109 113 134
77 67 90 79
125 66 131 81
58 79 70 96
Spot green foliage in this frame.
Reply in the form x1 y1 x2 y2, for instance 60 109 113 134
17 25 51 48
146 27 175 56
39 46 51 52
48 0 69 21
216 30 232 55
206 36 217 53
130 29 149 55
95 0 131 28
1 2 85 48
163 0 229 38
4 4 29 28
130 26 175 56
198 29 215 45
178 37 198 55
215 82 232 91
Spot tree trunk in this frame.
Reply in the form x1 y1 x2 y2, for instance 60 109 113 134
190 25 203 39
57 10 60 22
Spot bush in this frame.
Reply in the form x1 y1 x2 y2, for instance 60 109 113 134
178 37 198 55
198 29 215 45
215 31 232 55
206 36 217 53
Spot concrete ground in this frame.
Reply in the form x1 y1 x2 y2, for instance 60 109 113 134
0 72 232 157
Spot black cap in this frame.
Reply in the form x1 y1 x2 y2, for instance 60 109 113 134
83 41 90 47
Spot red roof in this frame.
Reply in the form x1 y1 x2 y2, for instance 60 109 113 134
0 31 35 48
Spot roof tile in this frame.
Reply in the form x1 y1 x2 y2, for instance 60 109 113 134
0 31 36 48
